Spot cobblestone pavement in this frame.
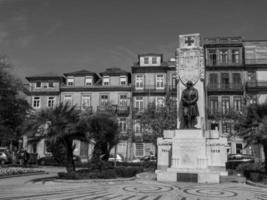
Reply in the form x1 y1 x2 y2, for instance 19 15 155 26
0 174 267 200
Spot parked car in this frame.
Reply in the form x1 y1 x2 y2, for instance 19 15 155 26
140 155 157 162
0 147 12 165
108 154 123 162
226 154 255 169
38 155 81 166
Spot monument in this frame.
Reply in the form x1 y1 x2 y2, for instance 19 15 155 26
156 33 228 183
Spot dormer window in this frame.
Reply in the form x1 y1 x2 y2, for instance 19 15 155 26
43 82 48 88
144 57 149 64
67 78 74 86
48 82 54 88
103 76 109 86
36 81 41 88
120 76 127 85
85 76 93 86
152 56 157 64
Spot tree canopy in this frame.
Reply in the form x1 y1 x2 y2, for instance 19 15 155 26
0 57 30 147
140 94 177 145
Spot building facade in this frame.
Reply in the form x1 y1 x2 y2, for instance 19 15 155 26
131 53 176 158
24 35 267 162
25 68 132 161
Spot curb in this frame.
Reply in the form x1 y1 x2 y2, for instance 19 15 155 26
53 177 136 184
0 171 48 179
246 180 267 188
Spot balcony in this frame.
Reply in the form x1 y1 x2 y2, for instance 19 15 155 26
97 105 117 114
117 106 130 116
245 59 267 65
246 81 267 90
207 84 243 92
132 85 167 93
207 109 242 119
96 105 130 116
132 107 144 117
77 106 93 114
206 60 242 67
61 83 131 91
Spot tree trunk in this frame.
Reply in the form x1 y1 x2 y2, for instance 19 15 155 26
65 139 75 173
262 142 267 174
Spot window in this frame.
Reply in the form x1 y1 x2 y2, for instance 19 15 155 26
36 82 41 88
81 95 91 109
209 73 218 89
119 118 127 133
236 143 243 154
219 49 228 64
134 122 141 133
135 143 144 157
135 97 144 112
232 49 240 64
103 76 109 86
120 76 127 85
222 121 232 134
207 49 217 65
152 56 157 64
135 75 144 89
222 97 230 115
63 95 72 105
209 97 219 115
33 97 40 108
119 95 127 106
156 74 164 89
233 97 242 112
48 82 54 88
85 77 93 86
43 82 48 88
44 140 52 154
232 73 241 89
156 97 165 107
221 73 230 89
100 94 109 105
47 97 55 108
247 71 256 87
144 57 149 64
171 74 177 90
210 122 219 130
67 78 74 86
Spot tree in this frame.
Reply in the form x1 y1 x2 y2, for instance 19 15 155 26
83 113 119 162
140 94 177 148
25 103 87 173
235 103 267 173
0 57 30 148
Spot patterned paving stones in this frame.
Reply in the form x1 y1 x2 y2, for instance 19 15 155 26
0 174 267 200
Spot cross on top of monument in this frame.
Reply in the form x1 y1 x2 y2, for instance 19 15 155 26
185 36 194 46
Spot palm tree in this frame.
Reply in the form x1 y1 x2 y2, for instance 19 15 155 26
236 103 267 173
25 103 88 173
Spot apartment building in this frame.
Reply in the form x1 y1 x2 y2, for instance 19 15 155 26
131 53 176 157
244 40 267 161
25 68 131 161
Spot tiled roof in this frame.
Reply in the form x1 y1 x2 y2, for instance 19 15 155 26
138 53 163 57
25 72 63 81
100 68 130 76
63 69 97 76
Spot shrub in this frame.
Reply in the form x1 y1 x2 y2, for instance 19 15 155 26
236 162 265 182
236 162 265 173
58 166 143 179
115 167 143 177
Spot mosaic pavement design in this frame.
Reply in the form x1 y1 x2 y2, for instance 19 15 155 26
0 179 267 200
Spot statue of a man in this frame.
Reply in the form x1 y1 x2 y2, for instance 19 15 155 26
180 81 199 129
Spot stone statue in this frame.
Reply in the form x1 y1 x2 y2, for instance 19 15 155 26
180 81 199 129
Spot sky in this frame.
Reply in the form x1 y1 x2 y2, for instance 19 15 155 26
1 0 267 81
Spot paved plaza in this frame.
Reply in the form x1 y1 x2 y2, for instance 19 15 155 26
0 172 267 200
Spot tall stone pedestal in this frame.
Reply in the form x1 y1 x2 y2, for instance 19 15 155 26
156 129 228 183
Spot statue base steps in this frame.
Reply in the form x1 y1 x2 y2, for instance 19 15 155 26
157 129 228 183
